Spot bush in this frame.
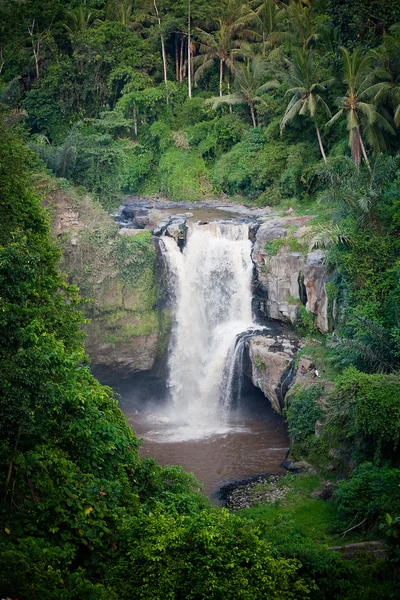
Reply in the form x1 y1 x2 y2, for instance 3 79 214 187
119 141 154 192
213 128 288 197
286 386 323 446
332 367 400 460
334 463 400 532
158 146 212 201
187 114 248 160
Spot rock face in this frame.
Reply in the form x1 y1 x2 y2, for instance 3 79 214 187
248 334 298 414
252 217 329 333
46 184 164 375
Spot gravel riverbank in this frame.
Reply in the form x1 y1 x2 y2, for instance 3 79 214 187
218 473 290 510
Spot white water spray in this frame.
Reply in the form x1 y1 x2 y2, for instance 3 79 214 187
160 222 255 438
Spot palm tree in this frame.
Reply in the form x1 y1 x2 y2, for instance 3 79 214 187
105 0 133 26
283 0 318 50
207 57 278 126
280 48 333 161
253 0 288 54
65 7 93 34
317 154 400 225
372 26 400 128
327 47 395 167
194 0 257 97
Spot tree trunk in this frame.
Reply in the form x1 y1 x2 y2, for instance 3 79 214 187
179 37 184 83
175 35 179 81
154 0 168 103
188 0 192 97
315 124 327 162
6 427 21 491
133 106 138 137
250 104 256 128
28 20 40 79
359 130 371 169
219 59 224 97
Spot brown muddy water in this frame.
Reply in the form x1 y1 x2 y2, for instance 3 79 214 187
96 371 289 501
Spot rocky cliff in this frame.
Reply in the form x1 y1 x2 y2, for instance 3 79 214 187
247 334 299 414
44 180 165 374
252 216 329 333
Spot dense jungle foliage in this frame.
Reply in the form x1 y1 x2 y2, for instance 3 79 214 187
1 0 400 597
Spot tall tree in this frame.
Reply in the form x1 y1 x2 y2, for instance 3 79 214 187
194 0 256 96
253 0 288 54
280 48 332 161
327 47 395 167
373 26 400 128
207 57 277 126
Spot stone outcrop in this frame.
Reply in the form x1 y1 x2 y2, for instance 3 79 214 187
46 182 164 375
252 217 329 333
248 334 298 414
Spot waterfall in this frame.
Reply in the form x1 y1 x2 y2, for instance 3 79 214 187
160 222 255 438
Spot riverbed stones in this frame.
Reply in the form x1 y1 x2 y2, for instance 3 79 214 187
220 474 289 510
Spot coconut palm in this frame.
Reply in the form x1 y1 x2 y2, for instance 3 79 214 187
327 47 395 167
372 26 400 128
280 48 333 161
253 0 289 54
317 154 400 225
207 57 278 126
283 0 319 50
64 7 93 34
194 0 257 97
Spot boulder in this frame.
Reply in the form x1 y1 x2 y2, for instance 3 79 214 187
280 458 315 474
165 218 187 244
248 335 297 414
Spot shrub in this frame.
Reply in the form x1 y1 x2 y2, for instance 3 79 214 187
286 386 323 446
158 147 212 201
213 128 288 197
332 367 400 459
334 463 400 532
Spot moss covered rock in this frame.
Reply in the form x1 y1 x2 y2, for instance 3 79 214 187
43 178 166 373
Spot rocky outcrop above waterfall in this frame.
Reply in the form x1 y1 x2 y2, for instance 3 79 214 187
252 217 329 333
248 334 299 414
45 180 165 374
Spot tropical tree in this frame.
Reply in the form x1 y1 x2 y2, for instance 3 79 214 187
64 7 93 34
373 26 400 128
106 0 134 26
317 153 400 225
207 57 278 126
253 0 288 54
194 0 257 96
283 0 318 50
327 47 395 167
280 48 333 161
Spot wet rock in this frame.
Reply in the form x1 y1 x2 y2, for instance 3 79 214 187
303 251 329 333
251 216 329 333
248 335 298 414
281 459 315 474
165 218 187 244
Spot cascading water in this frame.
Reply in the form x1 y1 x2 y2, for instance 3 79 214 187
160 222 255 438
